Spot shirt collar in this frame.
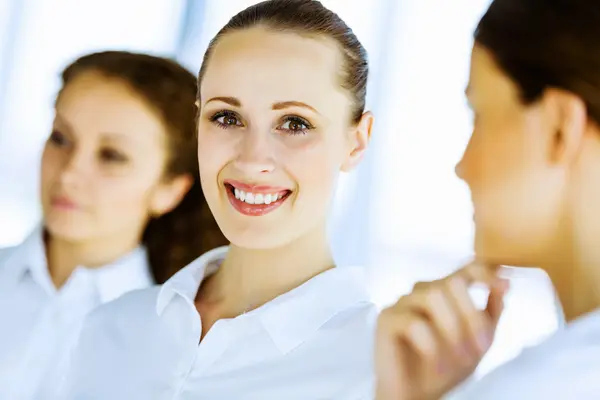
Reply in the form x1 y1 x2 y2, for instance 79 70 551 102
91 246 153 303
156 246 228 315
2 225 47 285
259 266 372 354
3 225 153 302
156 246 372 355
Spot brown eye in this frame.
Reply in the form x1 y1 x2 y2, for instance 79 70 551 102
100 148 127 163
279 116 313 135
210 110 243 129
48 130 69 147
221 115 240 126
286 120 305 131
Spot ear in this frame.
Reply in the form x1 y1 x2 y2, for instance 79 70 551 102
149 174 194 218
545 89 587 166
341 111 374 172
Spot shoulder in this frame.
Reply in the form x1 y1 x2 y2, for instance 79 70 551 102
75 285 166 359
319 300 379 361
0 245 18 263
463 312 600 399
63 286 183 398
312 302 379 398
0 227 45 276
68 287 166 378
322 301 378 334
316 266 378 349
81 285 162 332
0 245 20 277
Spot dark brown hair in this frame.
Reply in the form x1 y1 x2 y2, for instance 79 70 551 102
197 0 368 123
60 51 228 283
475 0 600 123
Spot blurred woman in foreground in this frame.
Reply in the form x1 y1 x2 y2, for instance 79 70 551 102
376 1 600 399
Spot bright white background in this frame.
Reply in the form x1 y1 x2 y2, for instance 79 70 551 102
0 0 560 377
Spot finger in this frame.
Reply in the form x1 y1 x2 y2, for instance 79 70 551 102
395 282 470 375
411 260 497 296
458 261 500 285
411 284 464 355
486 277 510 327
378 308 444 371
403 270 489 355
400 312 442 373
412 280 433 291
445 275 494 355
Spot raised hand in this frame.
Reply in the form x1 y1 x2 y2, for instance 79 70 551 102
375 262 510 400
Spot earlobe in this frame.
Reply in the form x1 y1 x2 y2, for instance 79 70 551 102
149 174 194 218
341 111 374 172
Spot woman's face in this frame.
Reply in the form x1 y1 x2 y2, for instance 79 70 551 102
197 27 372 249
457 44 571 267
41 72 189 245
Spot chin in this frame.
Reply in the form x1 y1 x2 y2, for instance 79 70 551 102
474 234 541 268
44 216 90 242
221 224 295 250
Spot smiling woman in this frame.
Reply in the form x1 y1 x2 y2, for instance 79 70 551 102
59 1 381 399
196 19 371 249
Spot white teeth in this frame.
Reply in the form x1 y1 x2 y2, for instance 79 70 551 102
232 188 283 205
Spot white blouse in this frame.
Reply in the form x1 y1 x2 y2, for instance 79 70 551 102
459 307 600 399
60 246 378 400
0 227 153 399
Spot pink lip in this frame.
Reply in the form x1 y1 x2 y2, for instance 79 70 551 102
224 181 292 217
51 196 79 211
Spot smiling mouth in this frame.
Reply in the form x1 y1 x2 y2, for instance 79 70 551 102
224 183 292 216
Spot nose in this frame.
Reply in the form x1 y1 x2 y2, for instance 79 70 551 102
58 149 87 188
233 130 276 174
456 133 476 182
455 156 465 181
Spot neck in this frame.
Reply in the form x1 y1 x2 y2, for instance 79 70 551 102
541 152 600 322
45 229 141 289
207 225 335 316
543 224 600 323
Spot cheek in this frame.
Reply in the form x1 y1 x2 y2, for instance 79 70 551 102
468 116 530 194
99 178 148 205
197 132 233 196
92 165 164 210
87 179 159 233
284 136 343 202
471 120 561 257
40 147 61 189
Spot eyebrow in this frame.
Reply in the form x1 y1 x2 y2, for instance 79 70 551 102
272 101 319 114
54 114 132 142
205 96 241 107
204 97 320 114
